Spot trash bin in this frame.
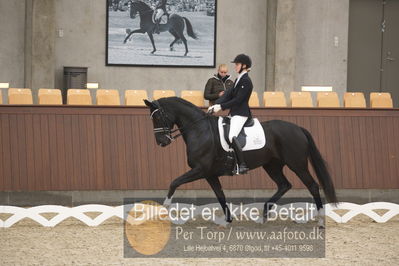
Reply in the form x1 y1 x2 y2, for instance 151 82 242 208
63 67 88 104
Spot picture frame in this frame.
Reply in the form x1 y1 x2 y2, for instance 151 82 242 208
106 0 217 68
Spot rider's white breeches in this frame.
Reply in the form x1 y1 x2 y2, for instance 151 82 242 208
155 9 164 20
229 115 248 143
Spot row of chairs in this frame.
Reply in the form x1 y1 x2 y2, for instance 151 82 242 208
0 88 394 108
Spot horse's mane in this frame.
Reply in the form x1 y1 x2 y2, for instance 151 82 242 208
159 97 206 117
132 1 152 12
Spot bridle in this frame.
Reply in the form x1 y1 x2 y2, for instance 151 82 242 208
129 1 155 16
150 101 209 142
150 101 177 141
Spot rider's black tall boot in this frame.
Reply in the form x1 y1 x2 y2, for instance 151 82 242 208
231 137 249 175
155 22 160 34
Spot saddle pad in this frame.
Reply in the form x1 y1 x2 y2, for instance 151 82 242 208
218 117 266 152
152 12 168 24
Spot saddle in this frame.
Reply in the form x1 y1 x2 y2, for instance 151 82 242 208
217 116 266 153
222 117 254 147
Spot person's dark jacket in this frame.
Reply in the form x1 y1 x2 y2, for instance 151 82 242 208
204 74 234 106
215 72 253 118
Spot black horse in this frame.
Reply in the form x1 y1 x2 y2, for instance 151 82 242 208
123 1 197 56
144 97 338 226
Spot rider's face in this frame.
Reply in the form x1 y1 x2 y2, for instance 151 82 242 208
235 63 242 73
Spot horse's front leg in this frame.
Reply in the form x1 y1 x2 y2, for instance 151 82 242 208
206 177 232 224
147 32 157 54
163 167 203 206
123 28 145 44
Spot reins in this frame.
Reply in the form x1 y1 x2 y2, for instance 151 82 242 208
168 115 210 140
151 100 211 141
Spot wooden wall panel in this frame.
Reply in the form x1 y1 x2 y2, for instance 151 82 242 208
0 106 398 191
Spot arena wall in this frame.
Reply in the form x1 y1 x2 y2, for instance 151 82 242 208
0 0 350 101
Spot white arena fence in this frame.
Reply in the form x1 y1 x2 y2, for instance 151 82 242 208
0 202 398 228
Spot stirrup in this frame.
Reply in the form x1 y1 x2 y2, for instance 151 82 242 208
234 163 249 175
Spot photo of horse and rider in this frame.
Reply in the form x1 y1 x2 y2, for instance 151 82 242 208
107 0 216 66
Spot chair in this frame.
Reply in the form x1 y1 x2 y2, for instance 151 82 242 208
344 92 366 108
370 92 393 108
67 89 92 105
181 90 205 107
8 88 33 104
317 92 340 107
263 91 287 107
125 90 148 106
96 89 120 105
290 91 313 107
38 89 62 105
153 90 176 100
248 92 260 107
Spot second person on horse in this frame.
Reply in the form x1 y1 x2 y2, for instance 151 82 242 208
208 54 253 175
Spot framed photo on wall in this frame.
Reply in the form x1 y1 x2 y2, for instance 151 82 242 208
106 0 217 67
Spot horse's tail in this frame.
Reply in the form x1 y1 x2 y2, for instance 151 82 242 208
182 17 198 39
301 127 338 204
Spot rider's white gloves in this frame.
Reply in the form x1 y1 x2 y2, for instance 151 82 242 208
207 104 222 114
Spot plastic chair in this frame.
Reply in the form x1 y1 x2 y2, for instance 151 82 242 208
8 88 33 104
263 91 287 107
125 90 148 106
96 89 120 105
67 89 92 105
290 92 313 107
181 90 205 107
38 89 62 105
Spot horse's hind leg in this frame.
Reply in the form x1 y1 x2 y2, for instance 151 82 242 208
262 160 292 220
206 176 232 225
289 165 324 227
178 34 188 56
168 30 180 51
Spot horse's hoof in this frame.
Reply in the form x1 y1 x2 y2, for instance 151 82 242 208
163 197 172 207
170 47 174 51
252 216 264 224
217 224 230 230
263 211 271 223
216 220 231 228
317 218 325 229
151 51 156 54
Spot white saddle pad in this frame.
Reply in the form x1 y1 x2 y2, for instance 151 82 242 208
218 117 266 152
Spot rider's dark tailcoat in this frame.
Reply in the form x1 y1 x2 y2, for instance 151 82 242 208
215 72 253 118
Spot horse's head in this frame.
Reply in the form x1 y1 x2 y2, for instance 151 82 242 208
129 1 152 19
129 0 138 19
144 99 176 147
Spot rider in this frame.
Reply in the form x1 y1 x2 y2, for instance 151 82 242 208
154 0 169 34
207 54 253 175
